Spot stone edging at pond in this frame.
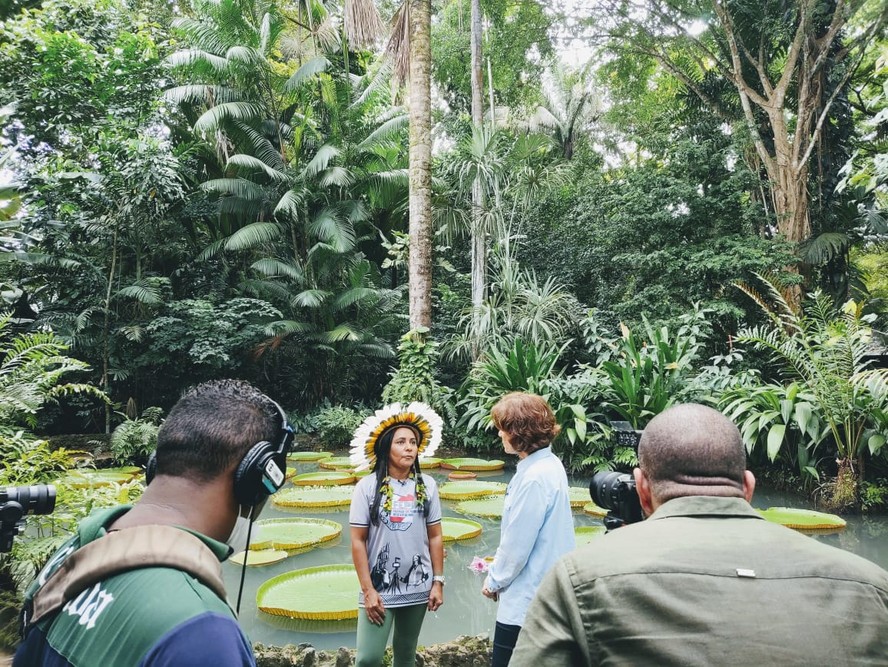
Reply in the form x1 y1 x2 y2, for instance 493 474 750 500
254 634 491 667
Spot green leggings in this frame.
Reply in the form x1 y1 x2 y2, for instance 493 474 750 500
355 602 428 667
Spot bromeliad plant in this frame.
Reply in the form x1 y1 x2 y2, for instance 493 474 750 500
732 274 888 510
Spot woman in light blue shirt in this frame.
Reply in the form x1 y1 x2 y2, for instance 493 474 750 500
481 392 576 666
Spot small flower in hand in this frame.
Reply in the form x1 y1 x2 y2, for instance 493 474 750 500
468 556 491 574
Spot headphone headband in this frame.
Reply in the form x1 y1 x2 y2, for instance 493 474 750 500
146 396 297 507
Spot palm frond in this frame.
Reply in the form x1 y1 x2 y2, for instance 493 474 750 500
164 85 241 106
224 221 283 251
291 289 332 308
193 102 266 135
343 0 385 49
226 154 290 183
283 56 331 92
303 144 341 178
166 49 230 73
799 232 850 266
202 177 266 200
359 113 409 150
251 258 303 281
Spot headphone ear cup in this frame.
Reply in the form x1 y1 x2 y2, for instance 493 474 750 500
233 442 277 506
146 452 157 485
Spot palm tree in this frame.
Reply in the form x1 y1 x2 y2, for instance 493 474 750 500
166 0 410 402
526 60 601 160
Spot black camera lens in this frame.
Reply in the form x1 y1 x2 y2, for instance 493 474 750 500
589 471 632 511
0 485 57 516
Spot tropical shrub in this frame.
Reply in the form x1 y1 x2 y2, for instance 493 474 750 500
597 310 710 429
458 338 564 435
382 327 451 410
109 407 163 465
719 382 830 488
314 404 370 448
732 275 888 509
0 313 105 433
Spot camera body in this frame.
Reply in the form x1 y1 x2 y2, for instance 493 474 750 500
0 485 57 553
589 471 643 530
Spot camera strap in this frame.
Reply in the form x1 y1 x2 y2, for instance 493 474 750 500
22 524 229 634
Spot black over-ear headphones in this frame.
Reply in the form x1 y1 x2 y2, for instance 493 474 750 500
146 400 295 507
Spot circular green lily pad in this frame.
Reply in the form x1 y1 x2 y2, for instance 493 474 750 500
251 517 342 551
58 469 140 488
291 471 355 486
285 467 299 479
257 564 360 620
441 458 505 471
455 496 506 518
287 451 333 462
354 469 371 478
439 480 507 500
441 517 483 542
583 501 608 518
273 485 355 509
574 525 606 546
319 456 357 470
419 457 442 469
568 487 591 508
230 549 288 566
756 507 846 533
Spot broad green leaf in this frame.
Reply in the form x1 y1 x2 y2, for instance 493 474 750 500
766 424 786 461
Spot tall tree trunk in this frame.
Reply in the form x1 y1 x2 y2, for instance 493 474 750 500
469 0 485 353
407 0 432 329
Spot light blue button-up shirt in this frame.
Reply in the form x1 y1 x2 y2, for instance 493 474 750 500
484 446 576 626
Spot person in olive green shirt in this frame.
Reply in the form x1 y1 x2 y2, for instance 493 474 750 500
512 403 888 667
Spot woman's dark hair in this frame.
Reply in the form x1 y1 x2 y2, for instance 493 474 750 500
155 379 282 481
369 426 430 525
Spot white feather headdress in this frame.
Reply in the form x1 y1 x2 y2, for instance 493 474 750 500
349 402 443 471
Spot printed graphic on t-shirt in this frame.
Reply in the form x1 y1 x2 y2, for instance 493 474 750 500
380 489 417 531
369 544 427 594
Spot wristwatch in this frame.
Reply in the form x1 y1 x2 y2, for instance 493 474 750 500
432 575 445 585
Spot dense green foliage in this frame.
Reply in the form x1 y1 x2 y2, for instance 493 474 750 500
0 0 885 508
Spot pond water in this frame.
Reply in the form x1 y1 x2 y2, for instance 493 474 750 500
223 459 888 651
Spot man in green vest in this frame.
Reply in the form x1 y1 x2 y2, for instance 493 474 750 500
512 403 888 666
15 379 293 667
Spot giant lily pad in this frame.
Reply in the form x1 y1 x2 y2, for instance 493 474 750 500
441 458 505 472
287 451 333 462
574 525 606 546
291 471 355 486
439 480 507 500
568 487 591 509
57 468 140 488
230 549 288 567
455 496 506 518
583 502 608 518
257 564 359 620
318 456 357 470
273 485 355 509
419 457 442 469
441 517 483 542
251 517 342 551
756 507 846 533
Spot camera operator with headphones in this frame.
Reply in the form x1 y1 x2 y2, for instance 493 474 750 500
15 379 294 667
511 403 888 666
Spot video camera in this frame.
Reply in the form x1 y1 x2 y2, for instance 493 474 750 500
0 485 56 553
589 471 643 531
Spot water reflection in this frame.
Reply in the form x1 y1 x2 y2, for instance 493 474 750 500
225 461 888 651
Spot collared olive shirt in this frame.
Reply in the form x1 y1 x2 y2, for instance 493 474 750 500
512 496 888 666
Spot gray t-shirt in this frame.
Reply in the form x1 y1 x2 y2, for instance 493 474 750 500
349 473 442 608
